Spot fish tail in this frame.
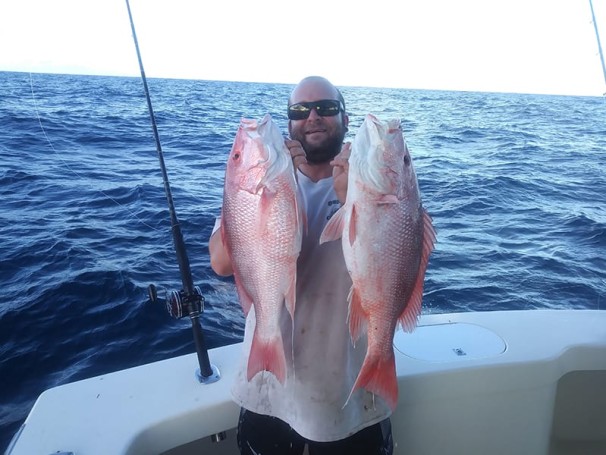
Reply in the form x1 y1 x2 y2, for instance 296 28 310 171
247 333 287 384
350 352 398 410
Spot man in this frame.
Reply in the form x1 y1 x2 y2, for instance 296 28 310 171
209 76 393 454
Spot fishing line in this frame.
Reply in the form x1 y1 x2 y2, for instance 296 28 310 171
27 72 161 232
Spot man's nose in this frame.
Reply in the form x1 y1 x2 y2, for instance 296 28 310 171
307 108 321 120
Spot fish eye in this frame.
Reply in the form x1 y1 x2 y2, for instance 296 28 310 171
404 154 411 166
233 152 241 160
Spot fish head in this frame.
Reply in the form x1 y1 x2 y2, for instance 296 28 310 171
225 114 291 195
350 114 419 202
389 120 420 202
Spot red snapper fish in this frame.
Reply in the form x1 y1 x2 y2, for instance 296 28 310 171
320 114 436 409
221 114 303 384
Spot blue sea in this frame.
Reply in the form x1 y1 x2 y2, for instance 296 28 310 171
1 71 605 449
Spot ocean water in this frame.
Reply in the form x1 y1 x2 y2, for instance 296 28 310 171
1 71 605 448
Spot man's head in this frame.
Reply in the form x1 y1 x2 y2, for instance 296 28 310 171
287 76 349 164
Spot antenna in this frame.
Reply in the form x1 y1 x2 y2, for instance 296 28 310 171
589 0 606 95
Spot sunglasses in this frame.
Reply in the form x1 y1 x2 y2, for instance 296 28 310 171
287 99 344 120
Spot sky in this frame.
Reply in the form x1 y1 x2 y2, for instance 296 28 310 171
1 0 605 96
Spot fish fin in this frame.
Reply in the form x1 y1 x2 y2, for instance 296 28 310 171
348 285 367 344
258 186 275 220
319 205 346 244
233 273 254 316
295 189 306 248
219 213 226 247
349 352 398 411
247 332 287 384
398 209 437 332
422 208 437 251
348 203 358 246
284 262 297 320
292 173 307 238
377 194 399 204
286 187 301 321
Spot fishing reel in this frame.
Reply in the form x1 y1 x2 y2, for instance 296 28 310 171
148 284 205 319
148 282 220 384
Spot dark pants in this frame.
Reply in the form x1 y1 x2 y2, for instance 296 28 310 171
237 408 393 455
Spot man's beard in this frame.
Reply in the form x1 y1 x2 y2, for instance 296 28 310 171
294 130 346 164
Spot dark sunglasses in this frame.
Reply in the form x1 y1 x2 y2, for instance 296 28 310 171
287 99 344 120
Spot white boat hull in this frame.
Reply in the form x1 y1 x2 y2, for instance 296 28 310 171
7 310 606 455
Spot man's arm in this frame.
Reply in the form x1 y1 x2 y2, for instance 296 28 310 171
209 226 233 276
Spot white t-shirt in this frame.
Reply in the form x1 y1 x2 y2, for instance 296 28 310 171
224 170 391 442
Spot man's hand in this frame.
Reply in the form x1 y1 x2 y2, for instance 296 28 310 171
285 139 307 170
330 142 351 204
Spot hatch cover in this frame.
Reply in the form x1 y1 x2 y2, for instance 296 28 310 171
394 322 506 362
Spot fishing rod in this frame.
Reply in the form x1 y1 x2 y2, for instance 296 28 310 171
589 0 606 95
125 0 218 383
